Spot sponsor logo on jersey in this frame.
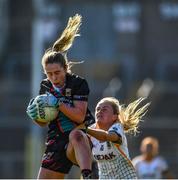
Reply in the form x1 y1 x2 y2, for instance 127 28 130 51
94 152 116 160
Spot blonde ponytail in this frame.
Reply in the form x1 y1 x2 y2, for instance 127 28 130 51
52 14 82 53
42 14 83 72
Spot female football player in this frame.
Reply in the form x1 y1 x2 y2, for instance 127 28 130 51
78 97 150 179
26 14 93 179
132 136 174 179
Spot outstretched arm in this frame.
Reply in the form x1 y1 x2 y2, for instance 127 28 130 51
76 124 122 143
87 127 122 143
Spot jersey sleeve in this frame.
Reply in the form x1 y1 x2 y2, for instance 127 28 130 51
39 81 46 95
158 156 168 171
132 156 142 168
39 79 52 95
73 79 90 101
108 123 124 143
109 123 123 136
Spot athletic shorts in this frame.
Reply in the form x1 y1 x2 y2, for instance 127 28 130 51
41 131 73 174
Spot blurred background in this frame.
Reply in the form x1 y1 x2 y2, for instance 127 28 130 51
0 0 178 178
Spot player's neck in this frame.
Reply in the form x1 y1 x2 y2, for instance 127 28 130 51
143 154 154 162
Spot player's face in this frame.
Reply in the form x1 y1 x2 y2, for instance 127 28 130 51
95 102 117 129
141 141 158 157
44 63 67 88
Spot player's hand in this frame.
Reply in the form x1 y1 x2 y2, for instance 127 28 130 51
37 92 62 108
26 98 39 120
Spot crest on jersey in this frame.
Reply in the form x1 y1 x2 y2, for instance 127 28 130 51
65 88 72 96
100 144 104 151
107 141 111 149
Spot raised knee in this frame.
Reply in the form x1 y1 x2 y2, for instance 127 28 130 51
69 130 84 144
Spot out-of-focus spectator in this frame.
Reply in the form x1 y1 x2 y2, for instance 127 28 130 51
132 136 174 179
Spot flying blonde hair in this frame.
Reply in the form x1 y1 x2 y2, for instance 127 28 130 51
42 14 83 71
98 97 150 135
52 13 82 53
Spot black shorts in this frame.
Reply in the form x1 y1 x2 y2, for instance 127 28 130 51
41 131 73 174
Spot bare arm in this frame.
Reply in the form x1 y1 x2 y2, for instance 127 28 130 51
87 127 122 143
33 101 88 126
59 101 88 124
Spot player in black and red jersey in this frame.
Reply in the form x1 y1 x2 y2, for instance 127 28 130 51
26 14 94 179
